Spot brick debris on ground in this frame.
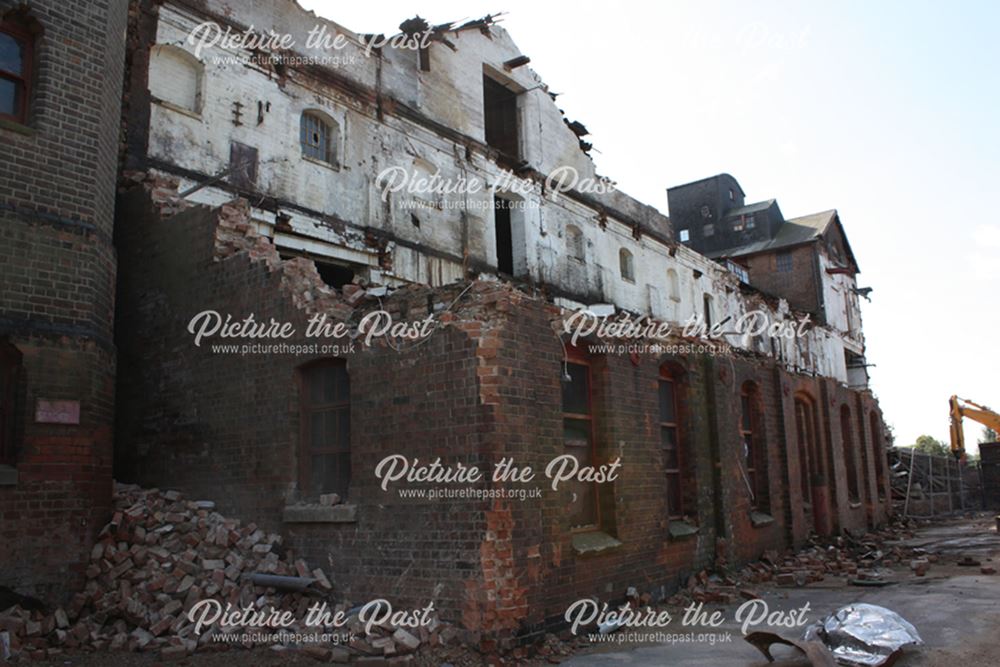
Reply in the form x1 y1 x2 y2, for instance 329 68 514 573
0 483 469 664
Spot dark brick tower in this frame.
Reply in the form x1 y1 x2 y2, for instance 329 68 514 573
0 0 127 602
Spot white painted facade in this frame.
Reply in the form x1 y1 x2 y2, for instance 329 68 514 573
141 0 867 385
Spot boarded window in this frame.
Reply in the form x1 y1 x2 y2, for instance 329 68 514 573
566 225 585 261
301 111 339 166
562 349 598 529
666 268 680 301
299 360 350 498
483 75 519 158
149 45 203 114
229 142 258 190
619 248 634 282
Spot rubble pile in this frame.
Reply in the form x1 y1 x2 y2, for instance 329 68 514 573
0 483 450 662
669 520 923 605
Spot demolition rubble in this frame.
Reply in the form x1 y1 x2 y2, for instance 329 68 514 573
0 484 456 663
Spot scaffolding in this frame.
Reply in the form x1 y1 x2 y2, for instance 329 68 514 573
890 447 982 518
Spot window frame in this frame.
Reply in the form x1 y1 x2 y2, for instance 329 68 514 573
297 358 351 499
740 384 769 512
841 404 861 504
776 251 793 273
794 395 817 506
619 248 635 282
0 19 33 124
566 224 585 262
300 110 339 168
562 345 600 532
659 365 684 519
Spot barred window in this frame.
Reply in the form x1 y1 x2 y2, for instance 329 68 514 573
300 111 339 166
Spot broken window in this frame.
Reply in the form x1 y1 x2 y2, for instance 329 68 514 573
483 74 519 158
149 45 203 114
495 196 514 274
0 341 21 466
741 383 770 512
314 261 355 289
776 251 793 273
298 359 350 499
0 17 32 123
418 46 431 72
619 248 634 282
562 347 598 529
841 405 861 503
566 224 585 262
702 293 713 328
703 223 715 237
659 368 683 517
301 110 339 167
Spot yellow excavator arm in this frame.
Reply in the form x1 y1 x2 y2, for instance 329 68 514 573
949 395 1000 459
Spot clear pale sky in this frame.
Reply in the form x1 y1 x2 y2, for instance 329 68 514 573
299 0 1000 454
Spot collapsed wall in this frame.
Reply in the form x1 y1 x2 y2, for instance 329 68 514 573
112 179 891 647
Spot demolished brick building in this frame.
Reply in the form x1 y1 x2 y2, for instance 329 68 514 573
3 0 893 646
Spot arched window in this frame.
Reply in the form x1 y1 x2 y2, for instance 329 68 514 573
741 382 769 512
0 12 37 123
794 394 818 505
619 248 634 282
869 412 887 499
566 224 585 262
298 359 350 498
301 110 339 167
841 405 860 503
149 45 203 114
666 268 680 302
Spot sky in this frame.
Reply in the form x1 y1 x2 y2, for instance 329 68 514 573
298 0 1000 454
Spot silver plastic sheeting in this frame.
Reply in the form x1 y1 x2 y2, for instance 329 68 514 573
804 603 923 666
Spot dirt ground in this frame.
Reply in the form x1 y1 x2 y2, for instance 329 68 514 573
565 514 1000 666
16 515 1000 666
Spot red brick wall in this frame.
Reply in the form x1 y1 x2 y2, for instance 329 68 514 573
113 190 892 641
0 0 126 603
743 245 822 319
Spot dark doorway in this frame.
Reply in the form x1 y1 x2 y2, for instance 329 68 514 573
483 75 519 158
494 196 513 275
